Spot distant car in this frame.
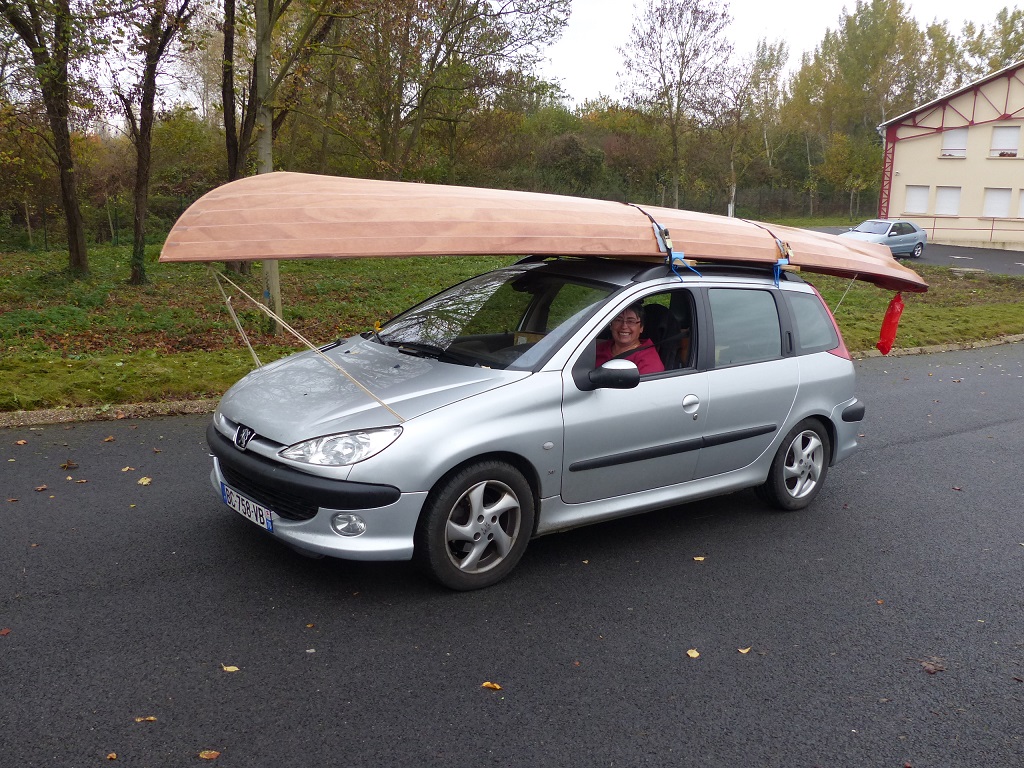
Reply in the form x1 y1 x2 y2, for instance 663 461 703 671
839 219 927 258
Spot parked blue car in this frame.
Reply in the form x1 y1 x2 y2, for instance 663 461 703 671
839 219 927 258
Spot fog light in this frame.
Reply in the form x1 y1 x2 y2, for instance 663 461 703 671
331 513 367 537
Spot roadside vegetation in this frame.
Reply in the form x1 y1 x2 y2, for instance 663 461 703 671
3 242 1023 413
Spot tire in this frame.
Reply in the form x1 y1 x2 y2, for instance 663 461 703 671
758 420 831 511
414 461 535 590
912 242 924 258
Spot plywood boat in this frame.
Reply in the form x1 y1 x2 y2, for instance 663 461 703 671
160 172 927 293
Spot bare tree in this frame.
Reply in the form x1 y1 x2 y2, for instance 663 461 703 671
619 0 732 208
112 0 197 285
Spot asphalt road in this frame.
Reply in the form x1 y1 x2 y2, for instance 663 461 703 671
817 227 1024 276
2 343 1023 767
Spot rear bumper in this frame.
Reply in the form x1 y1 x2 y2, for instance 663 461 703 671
831 397 864 464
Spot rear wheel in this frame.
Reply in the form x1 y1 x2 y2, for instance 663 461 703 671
758 420 831 511
912 242 924 258
414 461 534 590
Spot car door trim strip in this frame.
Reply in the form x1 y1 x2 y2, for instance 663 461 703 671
567 425 777 473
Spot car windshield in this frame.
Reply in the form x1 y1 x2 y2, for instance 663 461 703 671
377 265 615 370
853 221 890 234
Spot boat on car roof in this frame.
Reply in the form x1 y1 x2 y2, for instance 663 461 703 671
160 172 927 294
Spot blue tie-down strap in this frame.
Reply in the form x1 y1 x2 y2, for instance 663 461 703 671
670 254 701 281
773 257 789 287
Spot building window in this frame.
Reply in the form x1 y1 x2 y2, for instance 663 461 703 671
904 185 929 214
940 127 968 157
983 188 1012 217
935 186 961 216
990 126 1020 158
1019 191 1024 219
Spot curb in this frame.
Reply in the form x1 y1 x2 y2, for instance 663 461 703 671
0 399 220 430
3 335 1022 430
852 333 1024 359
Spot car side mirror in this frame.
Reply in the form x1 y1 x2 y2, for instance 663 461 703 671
587 359 640 390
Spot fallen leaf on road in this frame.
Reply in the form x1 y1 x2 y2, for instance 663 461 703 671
34 485 47 492
153 448 162 453
61 460 78 470
693 556 705 562
686 649 700 659
138 477 152 486
107 753 117 760
115 411 126 420
7 498 17 503
0 628 11 636
915 657 945 675
76 480 88 484
66 476 72 481
481 681 502 690
952 486 963 491
198 750 220 760
122 466 135 472
103 436 115 443
134 716 157 723
15 440 27 446
738 647 751 654
221 664 240 673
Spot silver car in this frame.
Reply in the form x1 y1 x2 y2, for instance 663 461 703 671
208 258 865 590
839 219 927 258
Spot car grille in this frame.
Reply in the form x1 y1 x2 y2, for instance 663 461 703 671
220 462 319 521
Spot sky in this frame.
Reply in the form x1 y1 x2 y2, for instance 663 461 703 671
540 0 1020 104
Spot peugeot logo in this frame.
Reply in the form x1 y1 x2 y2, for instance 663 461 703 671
233 425 256 451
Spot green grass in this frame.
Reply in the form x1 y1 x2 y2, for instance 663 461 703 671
2 243 1023 412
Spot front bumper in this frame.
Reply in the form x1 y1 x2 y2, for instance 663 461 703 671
207 423 424 561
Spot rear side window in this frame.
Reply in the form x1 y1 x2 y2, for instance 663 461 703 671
707 288 781 366
785 291 839 354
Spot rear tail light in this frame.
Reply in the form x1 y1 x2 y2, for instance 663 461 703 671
810 284 852 360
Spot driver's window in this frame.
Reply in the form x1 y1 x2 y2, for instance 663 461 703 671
595 290 695 374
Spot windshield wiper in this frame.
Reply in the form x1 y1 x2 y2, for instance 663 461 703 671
390 341 447 359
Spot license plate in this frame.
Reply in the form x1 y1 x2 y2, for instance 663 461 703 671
221 483 274 532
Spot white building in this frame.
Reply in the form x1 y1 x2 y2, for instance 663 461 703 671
878 60 1024 252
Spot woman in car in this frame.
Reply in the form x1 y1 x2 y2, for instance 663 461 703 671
595 303 664 374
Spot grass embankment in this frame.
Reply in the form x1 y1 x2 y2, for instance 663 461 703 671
2 243 1023 413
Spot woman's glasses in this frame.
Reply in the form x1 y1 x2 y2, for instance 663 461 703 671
611 316 641 326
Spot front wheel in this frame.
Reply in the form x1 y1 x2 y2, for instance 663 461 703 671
912 242 924 258
414 461 534 590
757 420 831 511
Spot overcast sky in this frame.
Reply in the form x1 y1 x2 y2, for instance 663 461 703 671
540 0 1020 103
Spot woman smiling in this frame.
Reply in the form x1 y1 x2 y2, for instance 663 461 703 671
595 303 665 374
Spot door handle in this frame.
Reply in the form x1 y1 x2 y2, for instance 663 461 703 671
681 394 700 417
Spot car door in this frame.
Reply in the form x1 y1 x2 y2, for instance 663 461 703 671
891 222 913 254
692 287 799 479
560 288 708 505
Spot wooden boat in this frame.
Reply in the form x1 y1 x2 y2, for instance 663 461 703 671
160 172 927 293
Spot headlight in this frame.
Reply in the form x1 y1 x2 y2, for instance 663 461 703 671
279 426 402 466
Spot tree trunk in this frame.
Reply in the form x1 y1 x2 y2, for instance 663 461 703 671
129 81 157 286
46 88 89 275
256 0 281 334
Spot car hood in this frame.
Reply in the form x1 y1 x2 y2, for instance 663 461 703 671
837 230 885 244
217 337 529 444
